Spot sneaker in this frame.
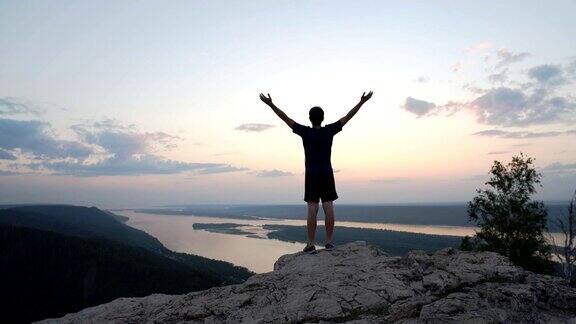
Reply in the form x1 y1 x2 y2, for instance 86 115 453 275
325 242 335 250
303 244 316 253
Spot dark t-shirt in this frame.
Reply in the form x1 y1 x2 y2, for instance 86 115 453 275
292 121 343 172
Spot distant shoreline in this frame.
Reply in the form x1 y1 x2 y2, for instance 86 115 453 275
132 203 570 230
190 222 463 256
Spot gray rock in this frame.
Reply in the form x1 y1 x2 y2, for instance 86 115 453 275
39 241 576 323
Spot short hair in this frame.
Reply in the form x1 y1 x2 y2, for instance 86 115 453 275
309 106 324 127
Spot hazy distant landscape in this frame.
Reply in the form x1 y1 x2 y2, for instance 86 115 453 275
138 203 569 230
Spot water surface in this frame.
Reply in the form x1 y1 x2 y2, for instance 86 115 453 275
122 210 564 273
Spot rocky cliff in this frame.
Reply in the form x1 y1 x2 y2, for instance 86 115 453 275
41 241 576 323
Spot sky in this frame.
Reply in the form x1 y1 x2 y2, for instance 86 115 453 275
0 0 575 207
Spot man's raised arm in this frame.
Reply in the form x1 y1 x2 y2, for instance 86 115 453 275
259 93 294 128
339 91 373 126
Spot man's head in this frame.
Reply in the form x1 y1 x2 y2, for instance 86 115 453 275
309 106 324 127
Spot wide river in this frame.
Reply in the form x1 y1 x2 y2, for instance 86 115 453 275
121 210 563 273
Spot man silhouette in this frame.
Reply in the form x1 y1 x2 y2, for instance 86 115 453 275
259 91 373 252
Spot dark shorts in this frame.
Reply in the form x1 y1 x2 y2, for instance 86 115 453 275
304 169 338 203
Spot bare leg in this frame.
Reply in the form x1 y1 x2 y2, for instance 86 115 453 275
307 202 319 246
322 201 335 244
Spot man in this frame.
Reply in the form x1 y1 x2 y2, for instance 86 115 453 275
259 91 373 252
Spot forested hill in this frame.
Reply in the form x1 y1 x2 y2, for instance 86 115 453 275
0 205 166 252
0 205 253 323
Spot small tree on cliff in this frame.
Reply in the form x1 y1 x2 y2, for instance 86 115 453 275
463 154 551 273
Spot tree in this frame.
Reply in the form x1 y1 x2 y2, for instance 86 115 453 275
460 235 474 251
550 189 576 284
465 154 551 273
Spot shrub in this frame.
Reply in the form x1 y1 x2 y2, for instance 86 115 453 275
464 154 552 273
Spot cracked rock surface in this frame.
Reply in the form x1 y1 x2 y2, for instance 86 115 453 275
40 241 576 323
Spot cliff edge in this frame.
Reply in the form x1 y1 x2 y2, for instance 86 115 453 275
41 241 576 323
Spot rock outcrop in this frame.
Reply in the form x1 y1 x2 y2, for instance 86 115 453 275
41 241 576 323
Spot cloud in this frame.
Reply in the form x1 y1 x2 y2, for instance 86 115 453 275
0 116 245 177
568 59 576 79
211 152 239 157
470 88 528 125
466 41 492 53
542 162 576 175
0 97 41 115
510 143 532 147
195 164 248 175
372 177 411 183
462 83 486 95
462 174 489 182
90 118 136 131
469 87 576 126
495 48 530 69
472 129 575 139
250 169 294 177
401 97 436 117
0 149 17 160
487 151 509 155
0 170 21 176
72 120 181 160
527 64 566 86
403 54 576 126
39 155 242 177
58 123 242 176
543 162 576 170
487 69 508 83
235 123 275 132
91 131 151 160
0 118 93 159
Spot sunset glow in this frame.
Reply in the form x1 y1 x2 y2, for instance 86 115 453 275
1 1 575 207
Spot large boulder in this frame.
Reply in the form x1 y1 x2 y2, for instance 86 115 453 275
40 241 576 323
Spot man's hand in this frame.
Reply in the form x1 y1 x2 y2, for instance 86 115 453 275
340 91 374 126
360 91 373 103
259 93 273 106
259 92 294 128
